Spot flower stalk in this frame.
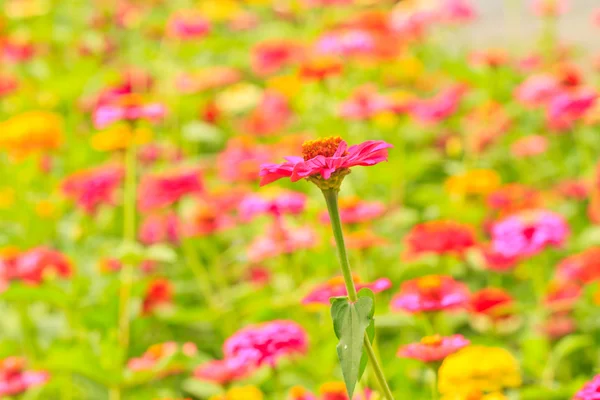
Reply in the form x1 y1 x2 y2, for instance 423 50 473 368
322 188 395 400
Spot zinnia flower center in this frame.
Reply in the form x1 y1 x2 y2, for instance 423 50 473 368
417 275 442 291
301 136 344 161
420 334 443 347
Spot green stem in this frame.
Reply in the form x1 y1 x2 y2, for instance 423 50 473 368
429 367 438 400
114 143 138 400
322 189 395 400
17 303 39 360
182 238 217 308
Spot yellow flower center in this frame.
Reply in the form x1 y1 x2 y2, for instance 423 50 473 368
420 334 443 346
301 136 344 161
417 275 442 290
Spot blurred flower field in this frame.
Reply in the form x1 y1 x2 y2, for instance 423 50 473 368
3 0 600 399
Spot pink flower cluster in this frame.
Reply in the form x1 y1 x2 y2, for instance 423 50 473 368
0 247 72 289
397 334 470 363
0 357 49 397
61 164 124 214
239 191 307 222
138 168 204 211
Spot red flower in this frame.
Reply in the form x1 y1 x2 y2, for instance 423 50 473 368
554 180 589 200
259 137 392 186
193 359 250 385
142 278 173 315
217 137 272 183
138 168 204 211
480 243 520 272
486 184 542 217
0 357 49 397
182 200 236 238
1 247 72 286
391 275 470 313
470 288 514 318
251 40 305 76
544 281 582 313
299 56 343 81
302 276 392 306
556 248 600 283
404 220 476 259
62 164 124 214
139 212 181 245
166 10 210 40
408 84 466 124
239 91 292 136
397 334 470 363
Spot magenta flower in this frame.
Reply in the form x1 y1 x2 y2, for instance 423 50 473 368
491 209 569 259
247 222 317 263
439 0 477 24
514 74 561 108
223 320 308 369
546 88 596 131
166 10 211 40
137 167 204 212
391 275 470 313
407 84 466 124
397 334 470 363
93 95 167 129
573 374 600 400
0 357 49 397
61 164 124 214
239 191 307 222
302 276 392 306
259 137 392 187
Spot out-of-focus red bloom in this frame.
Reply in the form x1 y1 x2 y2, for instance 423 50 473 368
546 88 597 131
391 275 470 313
511 135 548 158
251 40 305 76
491 209 569 259
83 68 154 113
299 56 343 81
259 137 392 186
0 357 49 397
137 143 182 167
515 74 561 108
194 359 250 385
540 314 575 339
217 137 272 183
397 334 470 363
556 248 600 283
468 48 509 68
470 288 514 318
573 374 600 400
239 191 306 221
127 342 197 374
344 229 389 250
0 247 71 287
302 275 391 306
0 37 35 63
339 85 393 121
319 381 372 400
464 101 512 153
439 0 477 24
239 91 292 136
0 74 18 97
247 266 272 287
142 278 173 315
404 220 476 259
138 167 204 211
183 200 236 238
555 180 589 200
166 10 210 40
480 243 520 272
139 212 180 245
408 85 466 125
247 222 317 263
486 184 542 217
544 281 581 313
530 0 569 17
320 196 385 224
93 93 166 129
176 67 241 94
224 320 308 369
62 164 124 214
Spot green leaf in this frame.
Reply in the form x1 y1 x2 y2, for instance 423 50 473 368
115 241 145 264
358 288 375 382
330 294 374 398
144 244 177 263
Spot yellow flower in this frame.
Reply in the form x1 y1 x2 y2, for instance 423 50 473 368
0 188 15 209
209 386 263 400
0 111 63 158
442 390 507 400
91 124 153 151
445 169 501 197
438 346 521 396
4 0 51 19
35 199 55 219
267 74 302 99
197 0 241 21
216 83 262 114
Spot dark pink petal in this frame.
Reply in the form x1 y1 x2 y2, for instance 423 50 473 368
343 140 393 167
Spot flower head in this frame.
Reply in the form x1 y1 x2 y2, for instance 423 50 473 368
397 334 470 363
491 209 569 259
404 220 477 259
470 288 514 318
438 346 521 395
573 374 600 400
142 278 173 315
247 221 317 263
62 164 124 214
93 94 167 129
259 137 392 190
445 170 501 197
302 276 391 306
0 357 49 397
0 111 63 158
217 137 272 183
556 247 600 283
391 275 470 313
166 10 211 40
127 342 196 374
138 167 204 211
194 359 250 385
239 191 307 221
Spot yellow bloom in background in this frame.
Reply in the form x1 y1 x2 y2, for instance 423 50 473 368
0 188 15 210
197 0 241 22
445 169 501 197
438 346 521 396
91 124 153 152
267 74 302 100
4 0 51 19
216 83 263 114
441 390 508 400
35 199 56 219
0 111 63 158
209 385 263 400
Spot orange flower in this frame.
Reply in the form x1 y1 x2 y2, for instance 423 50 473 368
0 111 63 158
90 123 152 151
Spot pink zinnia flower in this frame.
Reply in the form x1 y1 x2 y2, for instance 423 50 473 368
546 88 596 131
137 167 204 211
247 222 317 263
302 276 392 306
480 243 520 272
514 74 561 108
194 359 250 385
224 320 308 369
338 86 393 120
93 94 167 129
511 135 548 158
397 334 470 363
573 374 600 400
217 137 272 183
182 200 236 238
166 10 211 40
259 136 392 186
9 247 72 285
556 248 600 283
555 180 589 200
251 40 305 76
491 209 569 259
408 84 466 124
239 91 292 136
315 30 376 57
62 164 124 214
139 212 181 245
544 281 582 312
439 0 477 24
0 357 49 397
404 220 477 259
320 196 385 224
391 275 470 313
239 191 306 222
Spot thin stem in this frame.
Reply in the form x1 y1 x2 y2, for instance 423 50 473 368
182 238 217 308
17 303 39 360
322 189 394 400
428 367 438 400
